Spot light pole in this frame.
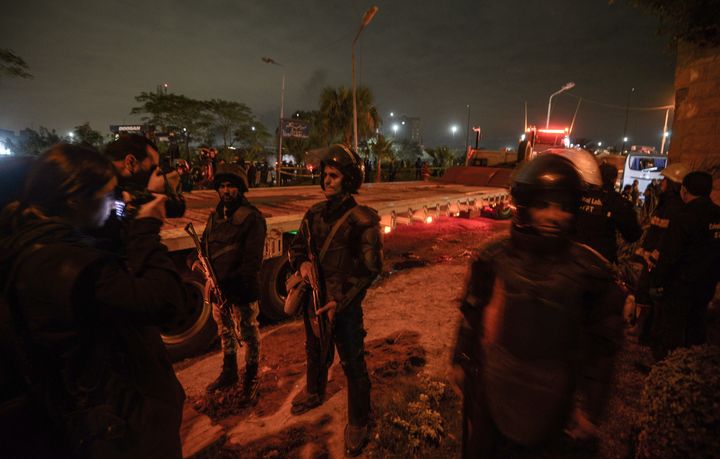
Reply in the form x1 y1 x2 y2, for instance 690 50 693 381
621 87 635 154
546 82 575 128
660 107 671 155
352 6 379 154
262 57 285 181
464 104 471 153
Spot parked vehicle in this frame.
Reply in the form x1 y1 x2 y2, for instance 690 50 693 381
159 181 510 359
622 153 668 194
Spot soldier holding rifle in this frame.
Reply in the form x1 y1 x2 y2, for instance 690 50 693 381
288 144 383 456
190 164 266 399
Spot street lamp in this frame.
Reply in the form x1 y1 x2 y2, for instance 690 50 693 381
352 5 379 153
262 57 286 178
546 82 575 128
464 104 471 152
392 123 399 137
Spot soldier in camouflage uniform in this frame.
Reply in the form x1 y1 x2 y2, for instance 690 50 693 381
200 164 266 398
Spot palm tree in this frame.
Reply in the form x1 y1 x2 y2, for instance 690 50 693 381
370 134 394 182
318 86 381 148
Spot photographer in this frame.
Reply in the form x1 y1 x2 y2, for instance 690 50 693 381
0 144 187 457
97 134 184 250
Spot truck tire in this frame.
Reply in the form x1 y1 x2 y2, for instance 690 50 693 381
494 202 513 220
517 140 531 163
259 255 294 321
161 274 217 361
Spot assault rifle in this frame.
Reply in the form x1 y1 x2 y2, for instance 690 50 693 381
185 222 242 345
303 219 333 367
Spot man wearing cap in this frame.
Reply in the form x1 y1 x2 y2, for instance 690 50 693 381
200 163 266 398
628 162 691 339
648 171 720 359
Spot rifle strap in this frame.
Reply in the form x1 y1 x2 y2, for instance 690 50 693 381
318 207 354 261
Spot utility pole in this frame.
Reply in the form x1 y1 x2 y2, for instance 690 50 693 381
464 104 471 153
352 6 379 153
262 57 285 183
621 87 635 154
660 107 671 155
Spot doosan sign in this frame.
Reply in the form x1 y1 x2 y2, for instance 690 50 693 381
110 125 144 134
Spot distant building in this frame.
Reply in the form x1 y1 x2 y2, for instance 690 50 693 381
386 114 422 144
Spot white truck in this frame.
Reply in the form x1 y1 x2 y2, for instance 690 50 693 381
160 180 510 359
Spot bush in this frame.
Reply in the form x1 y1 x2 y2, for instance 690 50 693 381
369 373 460 458
635 345 720 458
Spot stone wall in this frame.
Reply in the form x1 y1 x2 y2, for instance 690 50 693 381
671 41 720 204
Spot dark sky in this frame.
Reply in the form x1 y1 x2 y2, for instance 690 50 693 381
1 0 677 150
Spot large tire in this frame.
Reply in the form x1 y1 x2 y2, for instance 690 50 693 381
517 140 531 163
494 202 513 220
259 255 294 322
161 274 217 361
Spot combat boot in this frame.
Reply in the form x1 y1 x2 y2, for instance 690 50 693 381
242 363 260 403
344 423 369 457
206 353 239 392
290 389 324 415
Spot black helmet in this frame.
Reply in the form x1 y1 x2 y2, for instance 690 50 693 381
214 163 249 192
320 144 364 194
511 154 584 227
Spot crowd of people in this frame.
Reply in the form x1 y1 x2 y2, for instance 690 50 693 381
1 135 718 458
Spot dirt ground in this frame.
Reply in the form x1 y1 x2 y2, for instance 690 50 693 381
174 215 708 458
175 216 509 458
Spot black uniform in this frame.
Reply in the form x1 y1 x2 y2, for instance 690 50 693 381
633 189 685 304
574 185 641 263
288 194 383 426
649 196 720 358
201 197 266 364
453 228 624 457
0 217 187 458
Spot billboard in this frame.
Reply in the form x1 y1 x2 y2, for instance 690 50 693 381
110 124 144 134
281 119 310 139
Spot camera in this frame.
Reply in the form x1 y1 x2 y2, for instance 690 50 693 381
119 190 186 219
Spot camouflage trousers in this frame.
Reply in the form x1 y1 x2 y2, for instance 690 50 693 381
212 301 260 365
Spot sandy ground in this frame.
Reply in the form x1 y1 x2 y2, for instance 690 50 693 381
175 216 511 458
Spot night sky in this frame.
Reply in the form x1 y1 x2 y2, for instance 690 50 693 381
1 0 677 150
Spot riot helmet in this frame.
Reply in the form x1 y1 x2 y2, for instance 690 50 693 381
511 154 584 231
320 144 365 194
544 148 602 187
660 162 691 184
214 163 249 192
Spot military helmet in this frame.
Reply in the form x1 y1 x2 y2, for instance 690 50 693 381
320 144 365 194
660 162 691 184
511 154 584 229
214 163 249 192
544 148 602 187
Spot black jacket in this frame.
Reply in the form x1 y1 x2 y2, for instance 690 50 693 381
574 186 641 263
288 194 383 312
453 226 624 442
651 196 720 303
201 196 266 304
641 190 685 255
0 216 187 458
